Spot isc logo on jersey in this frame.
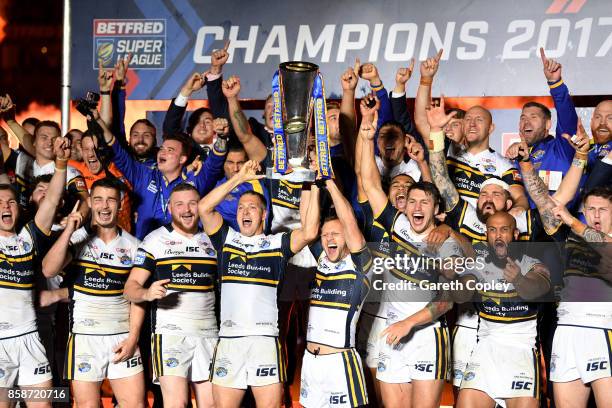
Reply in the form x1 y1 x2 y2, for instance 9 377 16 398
255 366 276 376
414 363 434 372
330 394 348 404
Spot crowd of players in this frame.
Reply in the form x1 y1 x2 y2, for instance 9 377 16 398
0 41 610 408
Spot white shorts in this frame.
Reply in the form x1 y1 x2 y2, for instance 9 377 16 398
211 336 285 389
550 325 612 384
376 324 449 383
65 332 143 382
460 336 539 402
0 331 52 387
300 348 368 408
151 333 216 383
451 325 478 387
356 313 386 369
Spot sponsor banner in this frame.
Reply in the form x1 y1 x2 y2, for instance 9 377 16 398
93 19 166 69
72 0 612 99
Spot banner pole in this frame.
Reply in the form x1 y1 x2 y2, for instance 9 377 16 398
60 0 71 135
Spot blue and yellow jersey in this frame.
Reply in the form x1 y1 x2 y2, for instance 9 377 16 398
0 221 51 338
209 220 294 337
269 179 302 233
447 148 522 207
134 225 218 337
64 229 139 335
307 242 372 348
469 248 546 341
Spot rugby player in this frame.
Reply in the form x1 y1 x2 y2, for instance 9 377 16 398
547 187 612 407
360 109 462 408
457 212 551 408
413 51 528 211
299 178 372 408
124 183 219 408
42 178 145 407
198 160 320 408
0 136 70 408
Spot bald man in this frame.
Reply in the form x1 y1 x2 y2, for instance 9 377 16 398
457 211 551 408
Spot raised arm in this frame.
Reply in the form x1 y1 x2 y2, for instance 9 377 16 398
338 61 360 164
222 76 267 162
355 95 379 202
98 60 113 126
111 55 131 144
0 95 35 157
290 183 320 254
359 110 388 217
0 141 10 184
198 160 264 235
405 134 431 182
163 72 207 136
34 137 71 233
540 48 577 144
414 49 443 144
326 179 365 251
42 210 82 278
426 96 460 211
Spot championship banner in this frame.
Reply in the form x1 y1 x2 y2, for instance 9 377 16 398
72 0 612 99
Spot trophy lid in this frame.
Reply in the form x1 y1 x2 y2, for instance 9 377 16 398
280 61 319 72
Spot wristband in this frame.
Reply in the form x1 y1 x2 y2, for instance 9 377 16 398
428 130 445 152
571 158 587 169
548 79 564 89
100 90 110 95
370 82 383 91
302 182 312 191
420 77 433 86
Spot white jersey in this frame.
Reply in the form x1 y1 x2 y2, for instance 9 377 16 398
66 228 139 335
556 235 612 329
470 252 544 342
307 243 372 348
375 201 462 321
209 221 294 337
0 221 49 338
375 156 421 183
134 225 218 337
447 147 521 207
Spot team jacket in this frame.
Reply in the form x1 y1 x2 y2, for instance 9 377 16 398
109 137 225 239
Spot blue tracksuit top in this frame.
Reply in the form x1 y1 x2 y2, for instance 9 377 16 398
110 138 225 239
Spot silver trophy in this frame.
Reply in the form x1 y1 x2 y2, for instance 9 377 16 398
267 61 319 182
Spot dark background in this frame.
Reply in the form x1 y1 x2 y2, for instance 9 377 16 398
0 0 62 111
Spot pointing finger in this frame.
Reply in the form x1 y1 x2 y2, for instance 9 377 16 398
539 47 547 63
223 40 231 51
435 48 443 62
353 58 361 76
408 58 415 73
71 201 80 214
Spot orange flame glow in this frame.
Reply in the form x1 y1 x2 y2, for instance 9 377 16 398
0 16 5 44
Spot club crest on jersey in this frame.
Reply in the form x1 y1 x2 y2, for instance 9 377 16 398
22 241 31 252
165 358 179 368
120 255 132 266
215 367 228 377
78 362 91 373
531 150 545 160
464 371 476 381
483 164 496 173
205 247 216 256
453 369 463 380
147 180 158 193
259 239 270 249
134 250 146 265
377 362 386 372
335 260 346 270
